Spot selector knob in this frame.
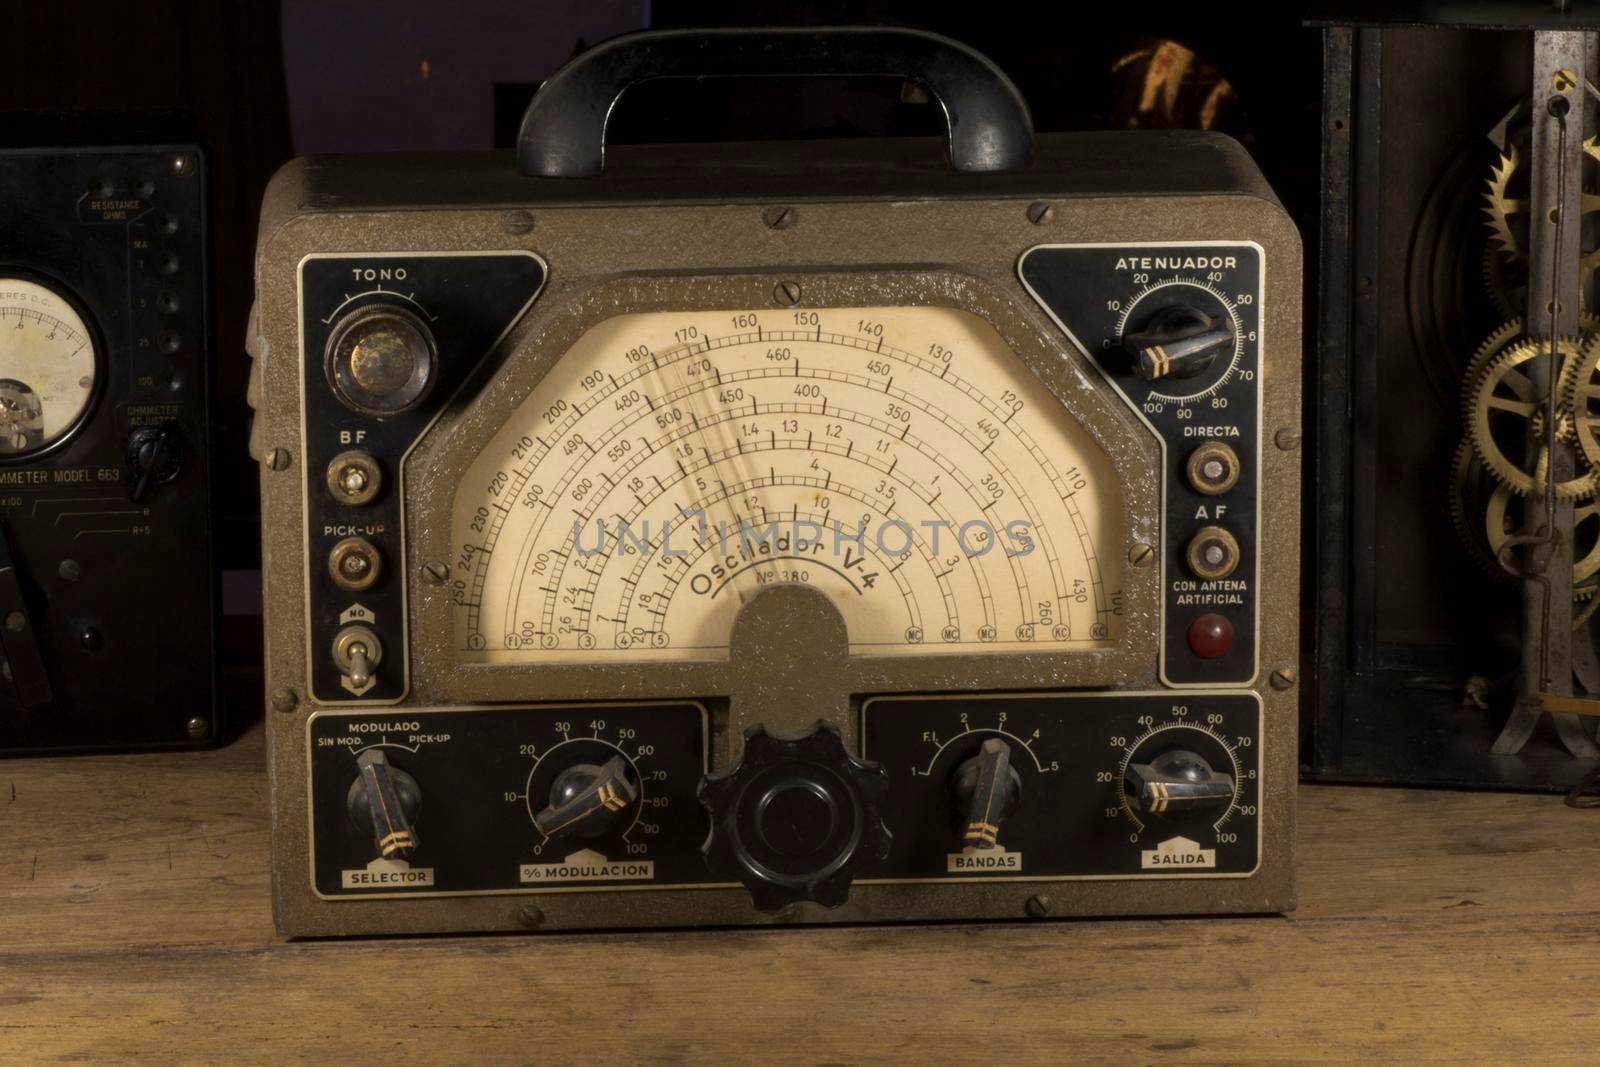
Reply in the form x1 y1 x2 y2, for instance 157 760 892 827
126 423 185 502
1125 749 1234 822
1123 304 1234 382
951 738 1022 849
534 754 640 839
699 720 891 913
324 304 438 416
347 748 422 860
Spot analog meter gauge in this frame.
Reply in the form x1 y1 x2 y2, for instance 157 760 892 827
450 305 1125 663
0 277 98 458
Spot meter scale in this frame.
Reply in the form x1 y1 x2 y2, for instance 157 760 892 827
450 306 1124 662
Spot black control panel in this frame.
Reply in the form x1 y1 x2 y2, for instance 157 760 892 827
310 692 1261 897
0 146 215 754
1020 243 1264 686
862 691 1261 880
296 253 545 704
309 702 708 896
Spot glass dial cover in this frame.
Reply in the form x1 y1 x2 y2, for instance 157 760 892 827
0 277 98 457
451 305 1124 662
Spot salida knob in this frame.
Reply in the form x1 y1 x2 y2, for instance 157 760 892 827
1125 749 1234 822
1123 304 1234 382
699 720 891 913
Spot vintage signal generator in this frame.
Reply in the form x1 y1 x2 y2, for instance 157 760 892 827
249 28 1302 935
0 140 217 754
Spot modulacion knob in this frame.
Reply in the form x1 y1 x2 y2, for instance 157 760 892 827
347 748 422 860
699 720 891 913
533 754 640 839
1124 749 1234 823
1123 304 1235 382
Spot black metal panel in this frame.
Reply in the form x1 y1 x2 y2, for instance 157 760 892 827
0 145 217 755
298 253 545 705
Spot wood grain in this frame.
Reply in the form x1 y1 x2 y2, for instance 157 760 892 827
3 724 1598 1064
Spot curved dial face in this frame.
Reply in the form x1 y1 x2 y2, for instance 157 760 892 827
450 305 1124 663
0 277 98 456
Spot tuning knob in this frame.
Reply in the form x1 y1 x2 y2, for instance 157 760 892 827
534 754 639 839
951 738 1022 849
346 748 421 860
1124 749 1234 822
699 720 891 913
1123 304 1234 382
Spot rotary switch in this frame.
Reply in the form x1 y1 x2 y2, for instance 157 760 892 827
534 754 640 839
1124 749 1235 822
699 720 891 913
1123 304 1235 382
347 748 421 860
951 738 1022 848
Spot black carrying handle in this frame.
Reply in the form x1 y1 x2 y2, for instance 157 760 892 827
516 27 1034 178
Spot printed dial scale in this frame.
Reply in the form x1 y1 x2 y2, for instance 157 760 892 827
0 277 99 458
450 305 1124 662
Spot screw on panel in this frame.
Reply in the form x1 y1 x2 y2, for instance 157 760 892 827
265 448 292 471
503 210 535 235
773 281 803 307
515 905 545 929
1274 428 1301 451
422 560 451 585
185 716 210 739
58 559 81 582
1025 894 1052 918
762 206 797 230
271 688 299 714
1270 668 1296 691
1128 542 1156 568
1027 201 1054 225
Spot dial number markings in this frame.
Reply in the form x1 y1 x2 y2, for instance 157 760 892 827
450 306 1124 662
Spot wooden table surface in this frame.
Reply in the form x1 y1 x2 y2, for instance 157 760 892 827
2 723 1597 1065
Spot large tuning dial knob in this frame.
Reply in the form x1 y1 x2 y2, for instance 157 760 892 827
699 721 891 913
1123 304 1235 382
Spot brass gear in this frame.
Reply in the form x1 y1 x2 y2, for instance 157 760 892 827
1483 138 1600 281
1485 483 1600 589
1461 317 1530 408
1568 330 1600 468
1530 407 1578 446
1449 436 1517 583
1482 246 1522 321
1466 336 1598 498
1449 436 1600 601
1484 146 1524 260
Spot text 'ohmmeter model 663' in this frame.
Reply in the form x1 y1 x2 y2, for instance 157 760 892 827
248 28 1301 936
